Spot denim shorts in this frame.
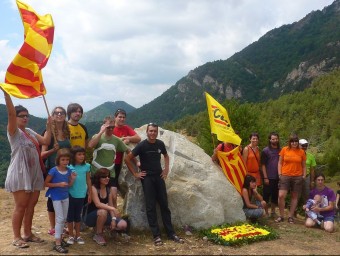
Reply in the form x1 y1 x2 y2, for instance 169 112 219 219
323 216 335 222
85 209 122 227
243 200 264 219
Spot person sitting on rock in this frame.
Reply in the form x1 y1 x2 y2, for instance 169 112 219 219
242 174 267 222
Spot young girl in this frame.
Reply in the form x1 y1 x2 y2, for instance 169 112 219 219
66 146 92 245
242 175 267 222
45 148 76 253
41 106 71 236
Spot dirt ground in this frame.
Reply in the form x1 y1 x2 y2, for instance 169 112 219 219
0 185 339 255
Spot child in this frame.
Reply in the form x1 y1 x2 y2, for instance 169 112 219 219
45 148 76 253
241 174 267 222
66 146 92 245
304 194 323 225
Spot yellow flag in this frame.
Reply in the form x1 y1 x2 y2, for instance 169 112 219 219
217 146 246 194
0 0 54 98
205 92 241 145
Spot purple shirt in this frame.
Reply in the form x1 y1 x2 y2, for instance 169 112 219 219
261 146 281 179
309 186 336 218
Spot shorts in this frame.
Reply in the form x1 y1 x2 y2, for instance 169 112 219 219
47 197 54 212
67 195 85 222
323 216 334 223
243 200 264 219
278 175 303 193
85 209 122 227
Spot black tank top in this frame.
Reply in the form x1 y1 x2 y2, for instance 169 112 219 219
87 186 110 214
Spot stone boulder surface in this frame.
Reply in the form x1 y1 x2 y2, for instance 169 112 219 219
119 125 245 230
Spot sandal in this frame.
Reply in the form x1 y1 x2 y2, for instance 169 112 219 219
154 236 163 246
275 216 284 223
12 239 29 249
53 244 68 253
170 234 184 244
288 217 294 224
23 234 44 243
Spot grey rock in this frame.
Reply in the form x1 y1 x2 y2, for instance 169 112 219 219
119 125 245 231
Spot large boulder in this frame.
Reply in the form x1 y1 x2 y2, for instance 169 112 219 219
119 125 245 230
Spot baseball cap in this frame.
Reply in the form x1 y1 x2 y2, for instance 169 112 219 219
299 139 308 145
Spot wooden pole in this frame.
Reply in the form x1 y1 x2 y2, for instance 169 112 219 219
42 95 57 142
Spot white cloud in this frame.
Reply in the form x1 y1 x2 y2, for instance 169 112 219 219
0 0 334 117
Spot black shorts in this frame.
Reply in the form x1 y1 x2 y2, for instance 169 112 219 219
47 197 54 212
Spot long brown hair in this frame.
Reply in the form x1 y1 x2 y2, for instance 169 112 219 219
288 133 299 149
93 168 110 189
51 106 70 140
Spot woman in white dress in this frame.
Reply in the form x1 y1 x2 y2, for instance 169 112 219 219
3 90 52 248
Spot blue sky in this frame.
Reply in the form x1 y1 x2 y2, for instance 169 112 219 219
0 0 334 117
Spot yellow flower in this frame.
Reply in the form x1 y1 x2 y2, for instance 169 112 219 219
211 224 270 242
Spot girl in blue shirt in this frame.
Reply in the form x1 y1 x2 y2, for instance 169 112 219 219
45 148 76 253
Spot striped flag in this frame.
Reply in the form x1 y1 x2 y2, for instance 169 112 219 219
205 92 241 145
217 146 246 194
0 0 54 98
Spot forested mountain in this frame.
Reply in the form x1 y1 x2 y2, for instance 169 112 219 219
128 0 340 127
1 1 339 186
82 101 135 123
164 69 340 176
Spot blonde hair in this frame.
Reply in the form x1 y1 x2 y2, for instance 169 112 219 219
51 106 70 140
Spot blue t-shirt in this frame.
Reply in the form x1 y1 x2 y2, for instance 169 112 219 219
45 166 73 200
69 163 91 198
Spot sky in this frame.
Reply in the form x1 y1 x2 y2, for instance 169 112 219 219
0 0 334 118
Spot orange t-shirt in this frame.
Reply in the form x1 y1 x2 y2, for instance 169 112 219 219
245 145 261 186
279 146 306 176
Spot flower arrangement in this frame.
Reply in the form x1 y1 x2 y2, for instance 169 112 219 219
202 222 278 246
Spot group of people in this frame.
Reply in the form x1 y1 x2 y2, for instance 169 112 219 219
2 85 337 253
212 131 337 233
2 89 183 253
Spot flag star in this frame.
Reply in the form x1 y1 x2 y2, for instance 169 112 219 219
227 153 234 161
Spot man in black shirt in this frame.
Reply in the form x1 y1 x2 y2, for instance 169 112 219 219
125 123 184 246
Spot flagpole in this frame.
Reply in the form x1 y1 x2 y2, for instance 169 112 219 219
211 133 216 149
42 95 57 142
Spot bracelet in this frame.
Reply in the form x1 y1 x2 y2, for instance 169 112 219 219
112 216 117 221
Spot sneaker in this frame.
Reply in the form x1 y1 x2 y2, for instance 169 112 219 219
48 228 55 236
76 236 85 245
66 237 75 245
93 234 106 246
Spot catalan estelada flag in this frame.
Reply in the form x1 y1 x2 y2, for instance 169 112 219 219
217 146 246 194
205 92 241 145
0 0 54 98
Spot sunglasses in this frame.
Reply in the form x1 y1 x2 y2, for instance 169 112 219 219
100 175 110 179
290 140 299 143
114 109 126 116
17 114 29 118
106 126 115 129
147 122 158 128
53 111 66 116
